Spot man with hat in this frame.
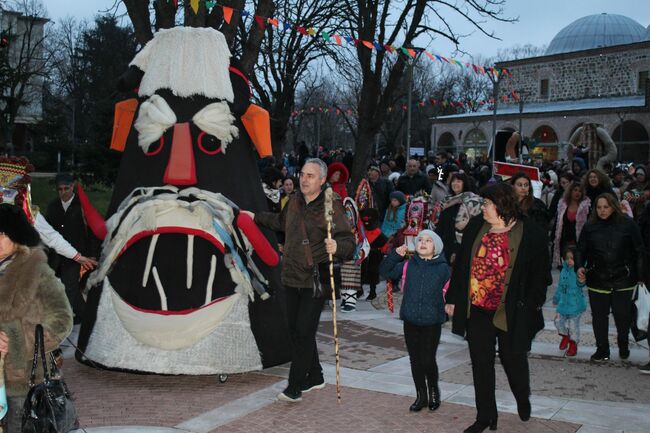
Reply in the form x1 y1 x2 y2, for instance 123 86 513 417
45 173 99 324
367 164 394 222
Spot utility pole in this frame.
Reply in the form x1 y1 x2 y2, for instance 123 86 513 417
518 89 525 135
490 74 500 165
406 49 423 158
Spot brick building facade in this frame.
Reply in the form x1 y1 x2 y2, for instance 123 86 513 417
432 14 650 163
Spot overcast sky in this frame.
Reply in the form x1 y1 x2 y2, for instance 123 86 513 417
45 0 650 60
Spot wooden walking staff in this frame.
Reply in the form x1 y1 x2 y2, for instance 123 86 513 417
324 187 342 402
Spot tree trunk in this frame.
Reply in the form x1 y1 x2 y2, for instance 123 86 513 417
239 0 275 76
123 0 154 44
154 0 177 30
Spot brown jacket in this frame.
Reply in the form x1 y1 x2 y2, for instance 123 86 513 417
0 246 73 397
255 189 355 289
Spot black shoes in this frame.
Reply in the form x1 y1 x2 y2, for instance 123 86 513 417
590 349 610 362
277 387 302 402
619 346 630 360
301 376 326 393
366 289 377 301
409 390 428 412
463 419 497 433
516 396 531 421
428 384 441 411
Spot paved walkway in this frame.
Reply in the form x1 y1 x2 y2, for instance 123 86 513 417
62 273 650 433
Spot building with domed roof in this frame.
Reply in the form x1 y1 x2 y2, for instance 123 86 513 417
431 13 650 164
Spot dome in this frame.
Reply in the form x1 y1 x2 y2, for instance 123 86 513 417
644 25 650 41
546 13 646 55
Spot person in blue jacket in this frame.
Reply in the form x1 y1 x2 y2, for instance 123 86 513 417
380 229 451 413
553 246 587 357
381 191 407 240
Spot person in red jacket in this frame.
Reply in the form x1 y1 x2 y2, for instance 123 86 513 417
328 162 349 199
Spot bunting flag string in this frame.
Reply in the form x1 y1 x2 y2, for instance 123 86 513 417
290 91 520 118
166 0 511 78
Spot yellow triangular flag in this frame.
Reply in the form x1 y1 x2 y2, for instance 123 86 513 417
190 0 199 14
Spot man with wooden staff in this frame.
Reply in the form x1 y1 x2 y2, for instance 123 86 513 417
247 158 355 402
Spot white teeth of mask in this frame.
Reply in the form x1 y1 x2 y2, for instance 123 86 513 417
143 234 160 288
187 235 194 289
205 255 217 306
152 266 167 311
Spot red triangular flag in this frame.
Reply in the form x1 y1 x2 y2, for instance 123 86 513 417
222 6 233 24
254 15 266 30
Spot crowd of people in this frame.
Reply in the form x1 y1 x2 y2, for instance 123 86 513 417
1 145 649 432
257 146 649 432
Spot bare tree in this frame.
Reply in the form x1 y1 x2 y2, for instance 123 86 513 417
496 43 546 61
121 0 274 77
338 0 514 185
251 0 343 158
0 0 52 153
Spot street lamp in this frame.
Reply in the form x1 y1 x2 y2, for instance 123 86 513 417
518 89 525 135
405 47 424 158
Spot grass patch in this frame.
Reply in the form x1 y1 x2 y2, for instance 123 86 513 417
30 177 113 216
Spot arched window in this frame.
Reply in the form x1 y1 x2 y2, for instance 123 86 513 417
437 132 456 153
531 125 559 161
612 120 649 162
532 125 558 143
462 128 487 162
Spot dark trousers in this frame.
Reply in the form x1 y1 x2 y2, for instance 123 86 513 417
467 306 530 424
588 289 634 353
285 287 325 393
1 396 23 433
57 259 84 321
403 321 441 393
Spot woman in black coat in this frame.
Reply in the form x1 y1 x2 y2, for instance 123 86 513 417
575 192 644 362
445 183 551 433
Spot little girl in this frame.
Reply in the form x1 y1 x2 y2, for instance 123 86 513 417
381 191 407 240
553 246 586 357
379 230 450 412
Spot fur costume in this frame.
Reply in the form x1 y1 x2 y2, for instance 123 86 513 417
0 246 73 397
552 198 590 267
78 27 290 374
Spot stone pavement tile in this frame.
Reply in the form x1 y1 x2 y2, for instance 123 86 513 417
208 385 579 433
553 400 649 432
316 320 407 370
63 360 279 429
439 356 650 403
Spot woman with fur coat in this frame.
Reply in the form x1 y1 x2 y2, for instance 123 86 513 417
0 204 73 432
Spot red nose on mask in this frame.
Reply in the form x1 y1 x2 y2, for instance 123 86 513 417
164 122 197 186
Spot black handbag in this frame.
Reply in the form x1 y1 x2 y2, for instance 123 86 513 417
314 262 342 299
21 325 78 433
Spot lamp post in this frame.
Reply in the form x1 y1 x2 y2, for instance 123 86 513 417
405 48 423 158
490 74 500 164
518 89 525 135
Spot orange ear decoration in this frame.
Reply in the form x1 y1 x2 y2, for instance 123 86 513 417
241 104 272 157
110 98 139 152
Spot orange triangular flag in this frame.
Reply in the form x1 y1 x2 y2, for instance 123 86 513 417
334 35 342 45
407 48 416 58
222 6 233 24
362 40 374 50
268 18 279 27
